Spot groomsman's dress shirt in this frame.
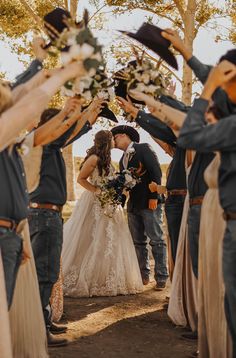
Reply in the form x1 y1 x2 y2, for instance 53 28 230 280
29 121 91 206
123 142 134 169
136 111 186 191
178 98 236 213
0 146 29 223
11 59 43 89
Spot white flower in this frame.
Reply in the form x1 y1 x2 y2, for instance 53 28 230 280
134 83 146 92
83 90 92 101
88 67 97 77
61 52 72 65
91 52 102 62
61 87 75 97
127 147 135 154
69 44 83 60
145 84 158 94
20 144 29 156
80 43 94 59
124 173 133 183
141 73 150 84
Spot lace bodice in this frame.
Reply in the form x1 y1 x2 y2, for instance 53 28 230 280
204 154 220 189
89 165 115 186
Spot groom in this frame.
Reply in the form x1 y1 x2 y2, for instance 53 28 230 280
111 125 168 290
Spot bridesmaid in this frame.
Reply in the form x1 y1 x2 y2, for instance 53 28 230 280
0 252 13 358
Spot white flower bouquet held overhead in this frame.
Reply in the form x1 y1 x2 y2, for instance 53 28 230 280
48 10 105 98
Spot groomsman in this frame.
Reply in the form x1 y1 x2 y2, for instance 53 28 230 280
112 125 168 290
178 50 236 355
28 99 103 346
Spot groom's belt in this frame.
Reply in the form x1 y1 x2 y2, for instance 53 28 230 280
29 202 63 212
189 196 204 207
167 189 187 196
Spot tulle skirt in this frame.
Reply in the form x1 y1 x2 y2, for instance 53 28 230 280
9 222 48 358
62 190 143 297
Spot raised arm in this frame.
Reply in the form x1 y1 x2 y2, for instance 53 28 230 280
0 61 85 151
77 155 101 194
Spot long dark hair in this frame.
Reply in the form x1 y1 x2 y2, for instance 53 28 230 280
81 130 113 176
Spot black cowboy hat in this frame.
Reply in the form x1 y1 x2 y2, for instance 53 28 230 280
111 125 140 143
43 8 71 43
82 102 118 123
113 61 145 105
120 23 178 70
99 103 118 122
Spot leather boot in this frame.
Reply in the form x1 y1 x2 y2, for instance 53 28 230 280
50 322 67 335
47 331 68 347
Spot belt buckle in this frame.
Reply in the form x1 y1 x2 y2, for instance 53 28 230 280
31 203 38 208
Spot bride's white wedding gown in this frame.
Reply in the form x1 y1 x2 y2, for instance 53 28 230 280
62 167 143 297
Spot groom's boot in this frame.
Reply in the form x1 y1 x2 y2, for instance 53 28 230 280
47 331 68 347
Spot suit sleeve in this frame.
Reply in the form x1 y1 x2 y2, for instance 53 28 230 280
159 95 190 112
178 98 236 152
140 143 162 200
136 111 176 146
11 60 43 89
64 121 92 147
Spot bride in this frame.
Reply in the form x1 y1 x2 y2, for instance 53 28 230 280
62 130 143 297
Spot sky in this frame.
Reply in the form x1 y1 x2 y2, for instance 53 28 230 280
0 0 234 163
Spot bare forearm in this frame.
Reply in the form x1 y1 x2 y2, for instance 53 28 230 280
77 178 99 193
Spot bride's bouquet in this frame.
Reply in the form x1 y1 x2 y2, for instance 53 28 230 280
97 168 140 217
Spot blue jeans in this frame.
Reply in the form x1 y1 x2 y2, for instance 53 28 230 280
188 204 201 279
28 209 63 328
127 205 168 283
0 229 22 308
222 220 236 356
165 195 185 263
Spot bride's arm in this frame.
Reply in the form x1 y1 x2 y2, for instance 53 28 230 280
77 155 101 194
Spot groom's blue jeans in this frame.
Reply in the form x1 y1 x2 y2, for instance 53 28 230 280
222 220 236 356
29 208 63 328
127 204 168 283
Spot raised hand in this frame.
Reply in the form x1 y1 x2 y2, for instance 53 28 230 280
128 90 157 113
62 97 83 117
116 96 139 119
32 36 47 62
161 29 192 61
202 60 236 100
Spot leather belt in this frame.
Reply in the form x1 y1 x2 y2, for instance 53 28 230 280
223 211 236 221
0 219 17 231
189 196 204 207
29 202 63 212
167 189 187 196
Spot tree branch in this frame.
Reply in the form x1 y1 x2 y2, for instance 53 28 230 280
172 0 185 22
88 4 108 23
18 0 43 30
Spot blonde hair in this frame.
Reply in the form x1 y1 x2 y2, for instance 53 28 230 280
0 81 12 114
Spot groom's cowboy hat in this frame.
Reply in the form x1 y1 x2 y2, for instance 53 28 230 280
111 125 140 143
120 23 178 70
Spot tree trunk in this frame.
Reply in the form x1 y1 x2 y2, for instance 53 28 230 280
181 0 197 105
63 145 75 201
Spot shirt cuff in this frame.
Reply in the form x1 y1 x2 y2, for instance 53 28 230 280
192 98 209 113
187 56 198 69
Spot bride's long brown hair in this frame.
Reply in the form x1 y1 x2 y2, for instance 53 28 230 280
81 130 113 176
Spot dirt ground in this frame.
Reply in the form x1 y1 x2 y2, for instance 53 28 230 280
49 280 196 358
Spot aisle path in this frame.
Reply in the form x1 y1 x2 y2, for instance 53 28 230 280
49 281 196 358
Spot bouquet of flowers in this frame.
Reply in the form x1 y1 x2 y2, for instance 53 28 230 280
114 53 170 99
97 168 140 217
49 10 107 98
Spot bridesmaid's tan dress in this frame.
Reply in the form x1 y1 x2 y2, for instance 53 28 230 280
0 253 12 358
198 154 232 357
